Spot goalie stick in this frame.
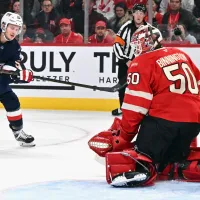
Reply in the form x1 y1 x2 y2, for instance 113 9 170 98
0 70 127 93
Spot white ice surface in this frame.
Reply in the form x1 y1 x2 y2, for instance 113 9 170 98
0 109 199 200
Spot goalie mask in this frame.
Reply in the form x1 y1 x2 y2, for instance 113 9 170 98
131 24 163 56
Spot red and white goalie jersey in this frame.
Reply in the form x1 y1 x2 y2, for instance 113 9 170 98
121 47 200 134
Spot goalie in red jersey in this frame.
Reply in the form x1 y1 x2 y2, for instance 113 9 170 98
88 24 200 187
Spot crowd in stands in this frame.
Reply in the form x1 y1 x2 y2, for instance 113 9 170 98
0 0 200 44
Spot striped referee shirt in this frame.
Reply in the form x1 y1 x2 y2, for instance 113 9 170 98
113 20 148 62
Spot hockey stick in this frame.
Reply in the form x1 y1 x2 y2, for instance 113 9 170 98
0 70 127 92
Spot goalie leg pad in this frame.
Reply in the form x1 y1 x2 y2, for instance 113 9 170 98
179 147 200 181
106 149 157 187
157 147 200 182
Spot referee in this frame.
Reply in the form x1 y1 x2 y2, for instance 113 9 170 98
112 4 147 116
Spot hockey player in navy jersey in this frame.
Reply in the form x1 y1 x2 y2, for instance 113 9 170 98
0 12 35 147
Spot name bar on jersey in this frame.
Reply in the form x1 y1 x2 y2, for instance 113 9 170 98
156 53 188 68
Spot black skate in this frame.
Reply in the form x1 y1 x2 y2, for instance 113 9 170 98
111 108 122 116
13 129 35 147
111 171 149 187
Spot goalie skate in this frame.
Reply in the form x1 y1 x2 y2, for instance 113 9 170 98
13 129 35 147
111 171 149 187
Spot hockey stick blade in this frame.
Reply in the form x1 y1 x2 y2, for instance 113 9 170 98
0 70 126 92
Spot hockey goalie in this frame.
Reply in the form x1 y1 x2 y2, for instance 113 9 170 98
88 24 200 187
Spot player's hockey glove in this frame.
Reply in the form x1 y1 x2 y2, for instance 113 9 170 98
0 63 33 83
13 69 33 83
11 61 33 83
88 118 134 157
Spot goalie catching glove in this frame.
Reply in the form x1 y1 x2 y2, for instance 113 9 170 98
88 118 136 157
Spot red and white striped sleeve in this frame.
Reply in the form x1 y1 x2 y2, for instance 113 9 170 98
120 58 153 134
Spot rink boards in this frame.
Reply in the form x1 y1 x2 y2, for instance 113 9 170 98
1 45 200 110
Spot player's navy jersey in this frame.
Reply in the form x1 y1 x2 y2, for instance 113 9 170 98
0 29 21 95
121 47 200 134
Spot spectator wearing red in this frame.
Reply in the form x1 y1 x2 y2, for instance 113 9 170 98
54 18 83 44
89 21 114 43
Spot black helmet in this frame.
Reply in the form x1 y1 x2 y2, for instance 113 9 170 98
132 4 147 13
